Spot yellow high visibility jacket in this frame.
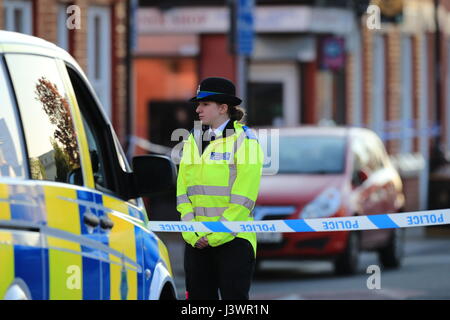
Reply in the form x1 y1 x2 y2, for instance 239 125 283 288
176 120 264 256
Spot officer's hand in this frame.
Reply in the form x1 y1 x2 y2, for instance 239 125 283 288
195 237 209 249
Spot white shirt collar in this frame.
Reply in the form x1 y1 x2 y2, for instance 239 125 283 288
209 119 230 137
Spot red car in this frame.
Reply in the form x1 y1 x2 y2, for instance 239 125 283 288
255 126 405 274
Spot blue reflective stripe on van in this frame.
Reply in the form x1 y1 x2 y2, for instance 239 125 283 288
9 185 45 224
134 225 145 300
42 248 50 300
96 193 110 300
129 205 145 300
13 245 47 300
76 190 101 300
141 230 159 300
10 184 49 300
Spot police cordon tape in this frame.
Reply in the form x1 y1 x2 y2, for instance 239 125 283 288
147 209 450 233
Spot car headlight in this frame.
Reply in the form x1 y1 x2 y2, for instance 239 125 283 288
300 187 342 219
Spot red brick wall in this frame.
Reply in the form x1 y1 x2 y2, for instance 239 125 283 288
198 34 236 83
385 28 402 155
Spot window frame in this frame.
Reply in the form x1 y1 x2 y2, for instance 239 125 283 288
57 4 70 52
4 53 85 186
3 0 33 35
86 6 112 119
0 54 29 180
362 132 385 172
65 63 133 200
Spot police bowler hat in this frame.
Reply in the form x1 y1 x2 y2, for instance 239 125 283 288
190 77 242 107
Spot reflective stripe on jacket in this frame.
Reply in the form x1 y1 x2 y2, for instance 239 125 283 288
176 120 264 256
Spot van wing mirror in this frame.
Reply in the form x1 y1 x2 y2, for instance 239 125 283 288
130 154 177 199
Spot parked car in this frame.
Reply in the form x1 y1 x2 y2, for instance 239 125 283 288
0 31 177 299
255 126 405 274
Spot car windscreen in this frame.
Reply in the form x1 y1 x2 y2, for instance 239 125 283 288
266 135 346 174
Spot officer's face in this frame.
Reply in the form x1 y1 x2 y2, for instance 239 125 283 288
196 101 228 126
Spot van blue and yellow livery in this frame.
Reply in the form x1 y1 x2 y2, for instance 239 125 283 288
0 31 177 300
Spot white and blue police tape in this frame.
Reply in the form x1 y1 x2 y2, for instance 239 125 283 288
147 209 450 233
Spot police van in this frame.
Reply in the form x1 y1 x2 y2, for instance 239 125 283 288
0 31 177 300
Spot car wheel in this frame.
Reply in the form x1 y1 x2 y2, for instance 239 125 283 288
334 231 360 275
378 228 404 269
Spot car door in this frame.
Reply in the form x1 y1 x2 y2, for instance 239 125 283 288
3 52 104 299
354 132 390 248
0 54 44 300
62 63 147 300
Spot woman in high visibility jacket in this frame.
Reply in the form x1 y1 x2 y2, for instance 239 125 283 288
177 77 264 300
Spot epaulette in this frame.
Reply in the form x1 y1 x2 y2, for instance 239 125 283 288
242 126 258 140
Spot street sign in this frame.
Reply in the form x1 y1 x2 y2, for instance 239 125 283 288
237 0 254 55
229 0 254 55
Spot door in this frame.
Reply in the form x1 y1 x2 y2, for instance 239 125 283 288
0 55 39 300
4 53 104 299
64 64 146 299
354 133 391 248
248 63 300 127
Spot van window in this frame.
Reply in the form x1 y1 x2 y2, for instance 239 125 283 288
65 65 136 202
0 58 26 178
65 65 119 195
5 54 83 186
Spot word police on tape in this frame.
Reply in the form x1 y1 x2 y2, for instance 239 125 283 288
147 210 450 233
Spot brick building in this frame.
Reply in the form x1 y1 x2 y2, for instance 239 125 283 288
354 0 450 211
0 0 129 143
134 0 450 212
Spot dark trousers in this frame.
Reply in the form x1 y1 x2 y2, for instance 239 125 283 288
184 237 255 300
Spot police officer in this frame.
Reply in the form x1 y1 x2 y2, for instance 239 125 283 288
176 77 264 300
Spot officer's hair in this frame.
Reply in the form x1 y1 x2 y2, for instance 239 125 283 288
228 105 246 123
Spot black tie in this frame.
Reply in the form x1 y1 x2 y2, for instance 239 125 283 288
205 130 215 141
201 130 215 154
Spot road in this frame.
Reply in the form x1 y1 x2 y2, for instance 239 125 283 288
158 227 450 300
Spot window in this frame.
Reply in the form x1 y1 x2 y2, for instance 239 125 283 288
400 36 413 153
351 151 364 186
66 65 128 197
248 82 283 127
5 54 83 185
351 135 370 171
57 4 69 51
260 135 346 174
372 35 386 137
0 58 26 178
81 115 108 191
3 0 32 35
87 6 111 118
363 133 385 172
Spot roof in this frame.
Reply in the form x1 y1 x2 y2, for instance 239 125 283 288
0 30 58 50
0 30 76 65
